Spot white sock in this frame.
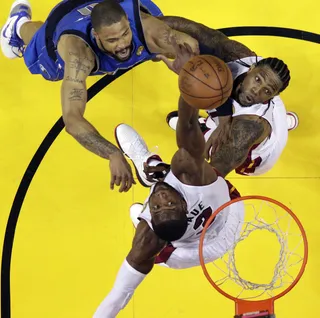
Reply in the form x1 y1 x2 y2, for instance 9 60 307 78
16 16 30 40
93 260 146 318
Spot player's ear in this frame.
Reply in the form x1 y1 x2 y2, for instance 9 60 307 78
181 199 187 212
92 29 99 39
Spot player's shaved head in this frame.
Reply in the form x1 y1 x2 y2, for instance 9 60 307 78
149 182 188 242
91 0 127 31
91 0 132 61
151 209 188 242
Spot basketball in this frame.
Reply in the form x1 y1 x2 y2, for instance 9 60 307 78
178 55 233 110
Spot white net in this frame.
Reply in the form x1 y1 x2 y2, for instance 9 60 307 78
205 198 307 301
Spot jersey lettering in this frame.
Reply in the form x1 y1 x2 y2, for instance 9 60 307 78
77 3 98 16
186 202 216 235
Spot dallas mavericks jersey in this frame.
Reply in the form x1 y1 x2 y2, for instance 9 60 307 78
24 0 162 81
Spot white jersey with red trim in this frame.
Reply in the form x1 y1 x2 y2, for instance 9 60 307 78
207 56 288 175
139 170 234 248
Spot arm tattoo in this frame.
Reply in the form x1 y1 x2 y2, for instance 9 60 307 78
68 51 93 78
68 88 85 102
74 131 119 159
65 76 84 84
158 16 254 62
162 28 172 45
210 118 265 177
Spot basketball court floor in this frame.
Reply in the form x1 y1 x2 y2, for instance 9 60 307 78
0 0 319 317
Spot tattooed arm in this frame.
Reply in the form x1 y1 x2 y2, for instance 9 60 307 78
158 16 254 62
210 115 271 177
140 12 199 57
57 36 135 192
58 35 121 158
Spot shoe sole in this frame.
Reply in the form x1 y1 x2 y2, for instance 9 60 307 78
166 110 203 129
287 112 299 131
114 124 151 188
10 0 32 12
130 203 144 228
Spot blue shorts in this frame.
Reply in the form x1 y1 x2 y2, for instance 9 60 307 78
23 22 63 81
23 0 163 81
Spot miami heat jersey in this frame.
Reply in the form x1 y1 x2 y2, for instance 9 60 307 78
207 56 288 176
139 171 233 248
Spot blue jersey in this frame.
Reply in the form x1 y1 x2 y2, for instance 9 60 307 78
24 0 163 81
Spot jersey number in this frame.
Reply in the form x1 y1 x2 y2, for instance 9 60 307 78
194 207 215 233
77 3 98 16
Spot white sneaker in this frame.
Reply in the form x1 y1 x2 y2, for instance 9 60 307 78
287 111 299 131
1 0 32 59
115 123 163 187
130 203 144 228
166 110 207 131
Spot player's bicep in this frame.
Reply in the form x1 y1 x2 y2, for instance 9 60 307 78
59 37 95 119
59 35 95 81
231 116 270 150
210 116 269 177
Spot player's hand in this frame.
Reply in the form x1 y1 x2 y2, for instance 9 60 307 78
109 152 136 192
143 163 171 182
205 119 232 160
156 38 197 75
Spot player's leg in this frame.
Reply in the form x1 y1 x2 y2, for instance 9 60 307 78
19 21 43 45
1 0 43 59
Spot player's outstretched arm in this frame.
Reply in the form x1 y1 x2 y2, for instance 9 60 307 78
158 16 254 62
171 96 217 185
58 36 135 192
140 12 199 57
210 115 271 177
175 96 205 161
93 221 165 318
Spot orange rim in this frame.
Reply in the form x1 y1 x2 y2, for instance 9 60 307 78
199 195 308 308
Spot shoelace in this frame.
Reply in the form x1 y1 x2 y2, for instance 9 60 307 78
9 37 25 57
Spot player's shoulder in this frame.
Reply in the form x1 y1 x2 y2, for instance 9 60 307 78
271 95 285 106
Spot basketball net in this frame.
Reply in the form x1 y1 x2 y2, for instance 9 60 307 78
199 196 308 317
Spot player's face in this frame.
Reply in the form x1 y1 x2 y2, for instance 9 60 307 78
93 16 133 61
235 65 283 106
148 182 184 216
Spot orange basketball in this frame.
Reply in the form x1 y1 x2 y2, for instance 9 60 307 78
178 55 233 110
